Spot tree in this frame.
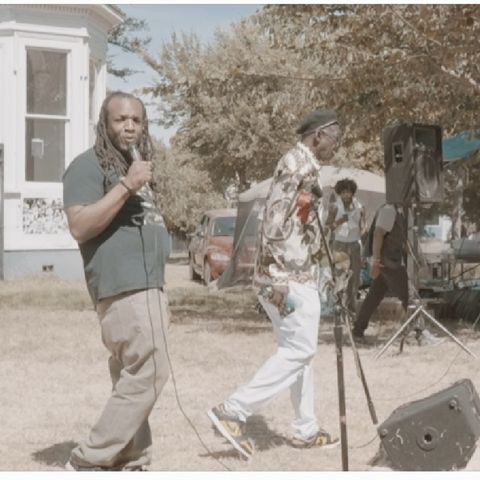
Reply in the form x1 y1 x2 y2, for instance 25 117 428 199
152 141 226 235
257 4 480 141
107 8 151 79
139 4 480 192
140 26 318 191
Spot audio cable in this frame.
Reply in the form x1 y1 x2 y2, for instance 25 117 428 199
140 224 232 471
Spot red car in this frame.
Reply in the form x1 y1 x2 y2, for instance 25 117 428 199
188 208 237 284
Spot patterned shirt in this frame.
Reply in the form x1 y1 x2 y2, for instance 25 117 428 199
254 142 325 289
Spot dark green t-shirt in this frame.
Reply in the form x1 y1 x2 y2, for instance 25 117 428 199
62 148 171 305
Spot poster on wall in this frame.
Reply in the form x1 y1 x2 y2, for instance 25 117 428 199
22 198 68 234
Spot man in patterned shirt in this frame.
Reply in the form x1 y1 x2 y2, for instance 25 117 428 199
208 109 341 458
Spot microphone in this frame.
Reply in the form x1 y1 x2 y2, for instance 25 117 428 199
128 144 143 162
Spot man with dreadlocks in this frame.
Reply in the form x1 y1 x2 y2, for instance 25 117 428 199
62 91 171 471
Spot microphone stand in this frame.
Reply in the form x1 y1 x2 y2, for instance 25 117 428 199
312 197 378 471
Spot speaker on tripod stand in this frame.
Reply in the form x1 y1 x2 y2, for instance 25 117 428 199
375 122 477 358
383 122 444 205
383 122 445 298
383 122 445 287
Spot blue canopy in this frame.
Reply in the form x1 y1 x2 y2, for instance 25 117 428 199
443 131 480 163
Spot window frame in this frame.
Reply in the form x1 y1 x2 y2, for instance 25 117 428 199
24 46 70 186
17 38 80 198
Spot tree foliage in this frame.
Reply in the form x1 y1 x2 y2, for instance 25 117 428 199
259 5 480 138
139 5 479 194
152 141 226 235
140 26 316 191
135 4 480 231
107 10 151 79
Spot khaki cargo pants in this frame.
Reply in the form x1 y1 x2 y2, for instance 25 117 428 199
70 288 170 470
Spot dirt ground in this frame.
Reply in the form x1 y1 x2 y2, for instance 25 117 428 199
2 262 480 474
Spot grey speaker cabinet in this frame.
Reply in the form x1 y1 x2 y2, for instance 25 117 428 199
378 378 480 470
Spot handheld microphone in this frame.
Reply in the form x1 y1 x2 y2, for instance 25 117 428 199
128 144 143 162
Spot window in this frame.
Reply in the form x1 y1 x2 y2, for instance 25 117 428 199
212 217 236 236
25 48 68 182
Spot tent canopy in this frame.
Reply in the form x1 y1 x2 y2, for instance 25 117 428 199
443 131 480 164
239 165 384 202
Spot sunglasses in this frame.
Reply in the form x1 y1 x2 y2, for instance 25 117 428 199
318 128 341 146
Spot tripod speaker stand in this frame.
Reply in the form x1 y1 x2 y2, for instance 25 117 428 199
377 122 476 359
375 298 477 359
375 204 477 360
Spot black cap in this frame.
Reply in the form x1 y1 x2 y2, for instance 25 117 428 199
296 109 338 136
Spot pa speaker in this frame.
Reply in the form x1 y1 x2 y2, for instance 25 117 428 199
383 123 444 204
378 378 480 471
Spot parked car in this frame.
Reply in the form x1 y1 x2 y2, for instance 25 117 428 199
188 208 237 284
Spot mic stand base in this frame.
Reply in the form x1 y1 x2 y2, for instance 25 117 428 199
333 309 348 471
314 206 377 471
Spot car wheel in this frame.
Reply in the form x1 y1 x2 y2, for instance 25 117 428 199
189 254 201 282
203 260 212 286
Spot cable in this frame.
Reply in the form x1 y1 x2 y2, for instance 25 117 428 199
370 348 464 403
140 222 232 471
154 286 232 471
348 341 466 450
139 226 159 402
350 433 379 450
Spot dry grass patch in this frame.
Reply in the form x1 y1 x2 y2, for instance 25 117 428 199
3 273 480 472
0 274 91 311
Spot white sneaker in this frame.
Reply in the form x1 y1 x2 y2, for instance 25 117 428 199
416 328 444 346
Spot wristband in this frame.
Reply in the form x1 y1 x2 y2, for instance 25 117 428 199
119 177 134 196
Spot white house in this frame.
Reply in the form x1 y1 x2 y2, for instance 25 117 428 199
0 4 123 280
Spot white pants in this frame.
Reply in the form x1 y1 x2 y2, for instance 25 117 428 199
224 281 321 439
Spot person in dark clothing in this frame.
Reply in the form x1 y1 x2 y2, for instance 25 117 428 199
63 91 171 471
353 204 439 346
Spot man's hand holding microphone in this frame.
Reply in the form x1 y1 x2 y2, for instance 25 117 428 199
119 144 153 195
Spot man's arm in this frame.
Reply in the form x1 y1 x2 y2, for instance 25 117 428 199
66 185 130 244
370 226 387 279
359 205 367 236
261 155 308 306
66 159 152 244
325 203 338 230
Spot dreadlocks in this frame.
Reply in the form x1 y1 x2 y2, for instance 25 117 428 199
94 91 157 190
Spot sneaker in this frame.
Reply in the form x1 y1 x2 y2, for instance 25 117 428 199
352 329 364 339
123 465 149 471
289 429 340 449
207 404 254 459
65 460 109 471
415 328 444 347
352 332 373 347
